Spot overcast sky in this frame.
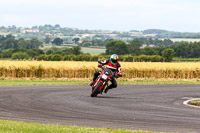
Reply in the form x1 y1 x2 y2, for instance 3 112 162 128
0 0 200 32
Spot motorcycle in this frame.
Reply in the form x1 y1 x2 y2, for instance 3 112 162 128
90 66 113 97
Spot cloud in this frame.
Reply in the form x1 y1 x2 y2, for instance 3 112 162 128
0 0 200 31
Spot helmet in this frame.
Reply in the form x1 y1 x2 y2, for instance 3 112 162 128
110 54 119 65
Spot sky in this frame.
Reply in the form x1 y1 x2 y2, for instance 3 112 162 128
0 0 200 32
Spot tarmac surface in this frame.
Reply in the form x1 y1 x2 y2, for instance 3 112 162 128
0 84 200 132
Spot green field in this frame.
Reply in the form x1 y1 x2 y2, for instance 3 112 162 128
81 47 105 55
0 79 199 85
0 120 155 133
41 44 105 55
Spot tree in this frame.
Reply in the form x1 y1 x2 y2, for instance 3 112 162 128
52 38 63 46
128 40 142 56
163 39 173 46
105 40 129 55
0 38 18 50
142 46 157 55
11 52 29 60
27 49 44 57
80 41 91 47
1 49 13 58
72 46 82 55
46 49 54 55
72 38 80 44
162 48 175 62
54 24 61 28
154 45 167 56
30 38 43 49
50 54 62 61
17 38 28 48
0 35 5 43
44 36 51 44
92 39 103 46
5 34 15 40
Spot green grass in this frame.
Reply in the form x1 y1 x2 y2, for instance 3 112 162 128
190 100 200 105
41 43 105 55
0 80 89 85
0 120 155 133
81 47 105 55
0 79 199 85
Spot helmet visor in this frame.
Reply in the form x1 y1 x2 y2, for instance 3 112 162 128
111 59 118 63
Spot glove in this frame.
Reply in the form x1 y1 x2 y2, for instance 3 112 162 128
118 72 122 77
115 73 119 78
98 63 102 68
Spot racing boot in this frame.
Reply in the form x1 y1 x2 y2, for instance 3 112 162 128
104 87 110 93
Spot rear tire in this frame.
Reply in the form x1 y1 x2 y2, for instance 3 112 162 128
91 81 103 97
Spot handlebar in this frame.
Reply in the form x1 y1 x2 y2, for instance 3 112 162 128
98 65 105 70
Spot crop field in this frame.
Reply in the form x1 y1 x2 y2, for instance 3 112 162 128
0 61 200 80
169 38 200 42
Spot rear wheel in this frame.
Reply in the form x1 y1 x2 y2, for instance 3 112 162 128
91 81 103 97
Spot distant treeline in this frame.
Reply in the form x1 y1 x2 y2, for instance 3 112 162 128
34 54 164 62
1 34 200 62
143 29 200 38
0 46 82 60
78 38 174 47
0 34 43 50
0 47 165 62
105 40 200 58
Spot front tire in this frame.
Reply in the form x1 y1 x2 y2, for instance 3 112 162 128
91 81 103 97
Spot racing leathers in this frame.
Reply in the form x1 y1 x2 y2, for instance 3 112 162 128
91 59 122 93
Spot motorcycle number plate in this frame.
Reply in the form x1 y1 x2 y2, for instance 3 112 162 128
102 74 108 80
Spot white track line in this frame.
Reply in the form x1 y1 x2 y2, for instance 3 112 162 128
183 98 200 108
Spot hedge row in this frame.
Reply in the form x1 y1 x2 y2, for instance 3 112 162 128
173 58 200 62
34 54 165 62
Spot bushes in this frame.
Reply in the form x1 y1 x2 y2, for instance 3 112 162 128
123 55 134 62
8 53 164 62
35 54 63 61
11 52 29 60
35 54 165 62
50 54 63 61
134 55 164 62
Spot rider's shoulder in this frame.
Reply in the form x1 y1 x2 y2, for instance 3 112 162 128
117 62 121 67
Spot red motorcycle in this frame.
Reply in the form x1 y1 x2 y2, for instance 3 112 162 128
90 66 113 97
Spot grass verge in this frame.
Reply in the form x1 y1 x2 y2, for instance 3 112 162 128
0 79 200 85
190 100 200 106
0 120 155 133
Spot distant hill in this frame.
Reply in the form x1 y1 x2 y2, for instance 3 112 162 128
130 30 140 32
141 29 200 38
143 29 168 35
1 25 200 39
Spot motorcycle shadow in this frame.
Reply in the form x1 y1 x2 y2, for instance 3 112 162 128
93 95 122 99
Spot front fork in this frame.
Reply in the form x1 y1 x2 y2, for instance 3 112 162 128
91 78 108 93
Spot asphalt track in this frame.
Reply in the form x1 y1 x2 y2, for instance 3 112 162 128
0 85 200 133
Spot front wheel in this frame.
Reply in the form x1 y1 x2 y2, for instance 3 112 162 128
91 81 103 97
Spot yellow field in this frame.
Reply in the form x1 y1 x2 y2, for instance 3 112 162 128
0 61 200 79
168 38 200 42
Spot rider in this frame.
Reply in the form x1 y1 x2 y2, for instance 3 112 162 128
89 54 122 93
